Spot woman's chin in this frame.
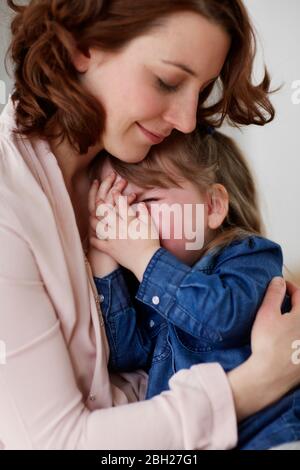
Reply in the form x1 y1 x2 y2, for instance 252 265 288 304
111 148 150 164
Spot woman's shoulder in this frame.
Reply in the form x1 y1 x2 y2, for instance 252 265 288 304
0 116 48 236
0 96 18 135
0 100 27 172
0 98 37 168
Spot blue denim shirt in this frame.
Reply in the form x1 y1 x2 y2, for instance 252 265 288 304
94 236 285 399
94 236 300 450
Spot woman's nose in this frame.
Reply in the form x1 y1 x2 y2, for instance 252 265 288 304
163 97 198 134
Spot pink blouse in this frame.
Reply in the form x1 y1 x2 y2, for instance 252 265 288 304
0 99 237 450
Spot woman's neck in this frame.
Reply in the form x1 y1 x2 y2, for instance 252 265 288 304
50 136 104 245
50 136 103 191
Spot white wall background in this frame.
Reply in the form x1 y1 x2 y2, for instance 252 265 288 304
0 1 12 103
0 0 300 279
225 0 300 281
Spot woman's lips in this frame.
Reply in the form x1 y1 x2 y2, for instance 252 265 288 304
137 123 167 144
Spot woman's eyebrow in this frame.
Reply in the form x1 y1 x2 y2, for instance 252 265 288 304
161 59 197 77
161 60 218 85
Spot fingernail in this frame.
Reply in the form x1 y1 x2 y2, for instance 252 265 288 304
93 179 98 185
272 277 285 287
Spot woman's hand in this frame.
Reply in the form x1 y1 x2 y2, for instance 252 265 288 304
228 278 300 422
87 173 136 278
90 178 161 282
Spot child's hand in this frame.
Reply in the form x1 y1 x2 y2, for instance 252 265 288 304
87 172 135 278
90 177 161 282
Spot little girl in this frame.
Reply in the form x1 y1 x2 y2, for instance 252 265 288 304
88 127 300 450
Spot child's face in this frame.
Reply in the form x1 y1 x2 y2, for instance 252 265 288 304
99 159 212 266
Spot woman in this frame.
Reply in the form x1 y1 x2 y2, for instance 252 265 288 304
0 0 299 450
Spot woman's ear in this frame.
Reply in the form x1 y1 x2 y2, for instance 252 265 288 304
207 184 229 230
72 47 108 74
71 47 92 73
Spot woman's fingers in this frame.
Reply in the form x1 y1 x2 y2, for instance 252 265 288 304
257 277 287 319
248 277 300 405
286 281 300 314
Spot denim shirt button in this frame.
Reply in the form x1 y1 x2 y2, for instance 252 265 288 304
149 320 155 328
152 296 160 306
99 294 105 304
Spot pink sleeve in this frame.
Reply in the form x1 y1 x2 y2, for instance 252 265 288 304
0 224 237 450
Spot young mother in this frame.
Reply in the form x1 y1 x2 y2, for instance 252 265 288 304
0 0 299 450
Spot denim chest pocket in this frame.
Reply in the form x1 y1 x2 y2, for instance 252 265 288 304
151 324 172 363
174 327 218 353
139 309 166 339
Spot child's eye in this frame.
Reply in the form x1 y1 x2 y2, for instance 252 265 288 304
157 78 179 93
142 198 158 203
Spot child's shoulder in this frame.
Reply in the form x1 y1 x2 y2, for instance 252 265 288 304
225 235 281 252
215 235 283 265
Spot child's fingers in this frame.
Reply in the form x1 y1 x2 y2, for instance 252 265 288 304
96 219 112 242
89 236 109 252
111 189 136 206
114 192 136 220
97 172 117 202
88 180 99 214
91 213 113 235
96 200 114 219
90 215 101 234
127 193 137 205
106 177 128 205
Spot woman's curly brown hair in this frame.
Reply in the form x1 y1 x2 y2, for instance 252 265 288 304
6 0 275 154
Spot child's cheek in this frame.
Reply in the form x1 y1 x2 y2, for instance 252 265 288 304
150 203 208 262
148 207 162 240
161 238 186 257
149 203 190 242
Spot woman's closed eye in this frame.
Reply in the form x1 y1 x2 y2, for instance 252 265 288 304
156 78 180 93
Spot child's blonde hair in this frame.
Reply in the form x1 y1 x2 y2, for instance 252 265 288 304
104 127 264 253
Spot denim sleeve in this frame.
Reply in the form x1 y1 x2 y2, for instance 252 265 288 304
94 269 152 372
135 239 283 344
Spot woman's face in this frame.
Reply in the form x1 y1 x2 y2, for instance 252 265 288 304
75 11 230 163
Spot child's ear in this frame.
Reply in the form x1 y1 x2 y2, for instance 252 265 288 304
207 184 229 230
